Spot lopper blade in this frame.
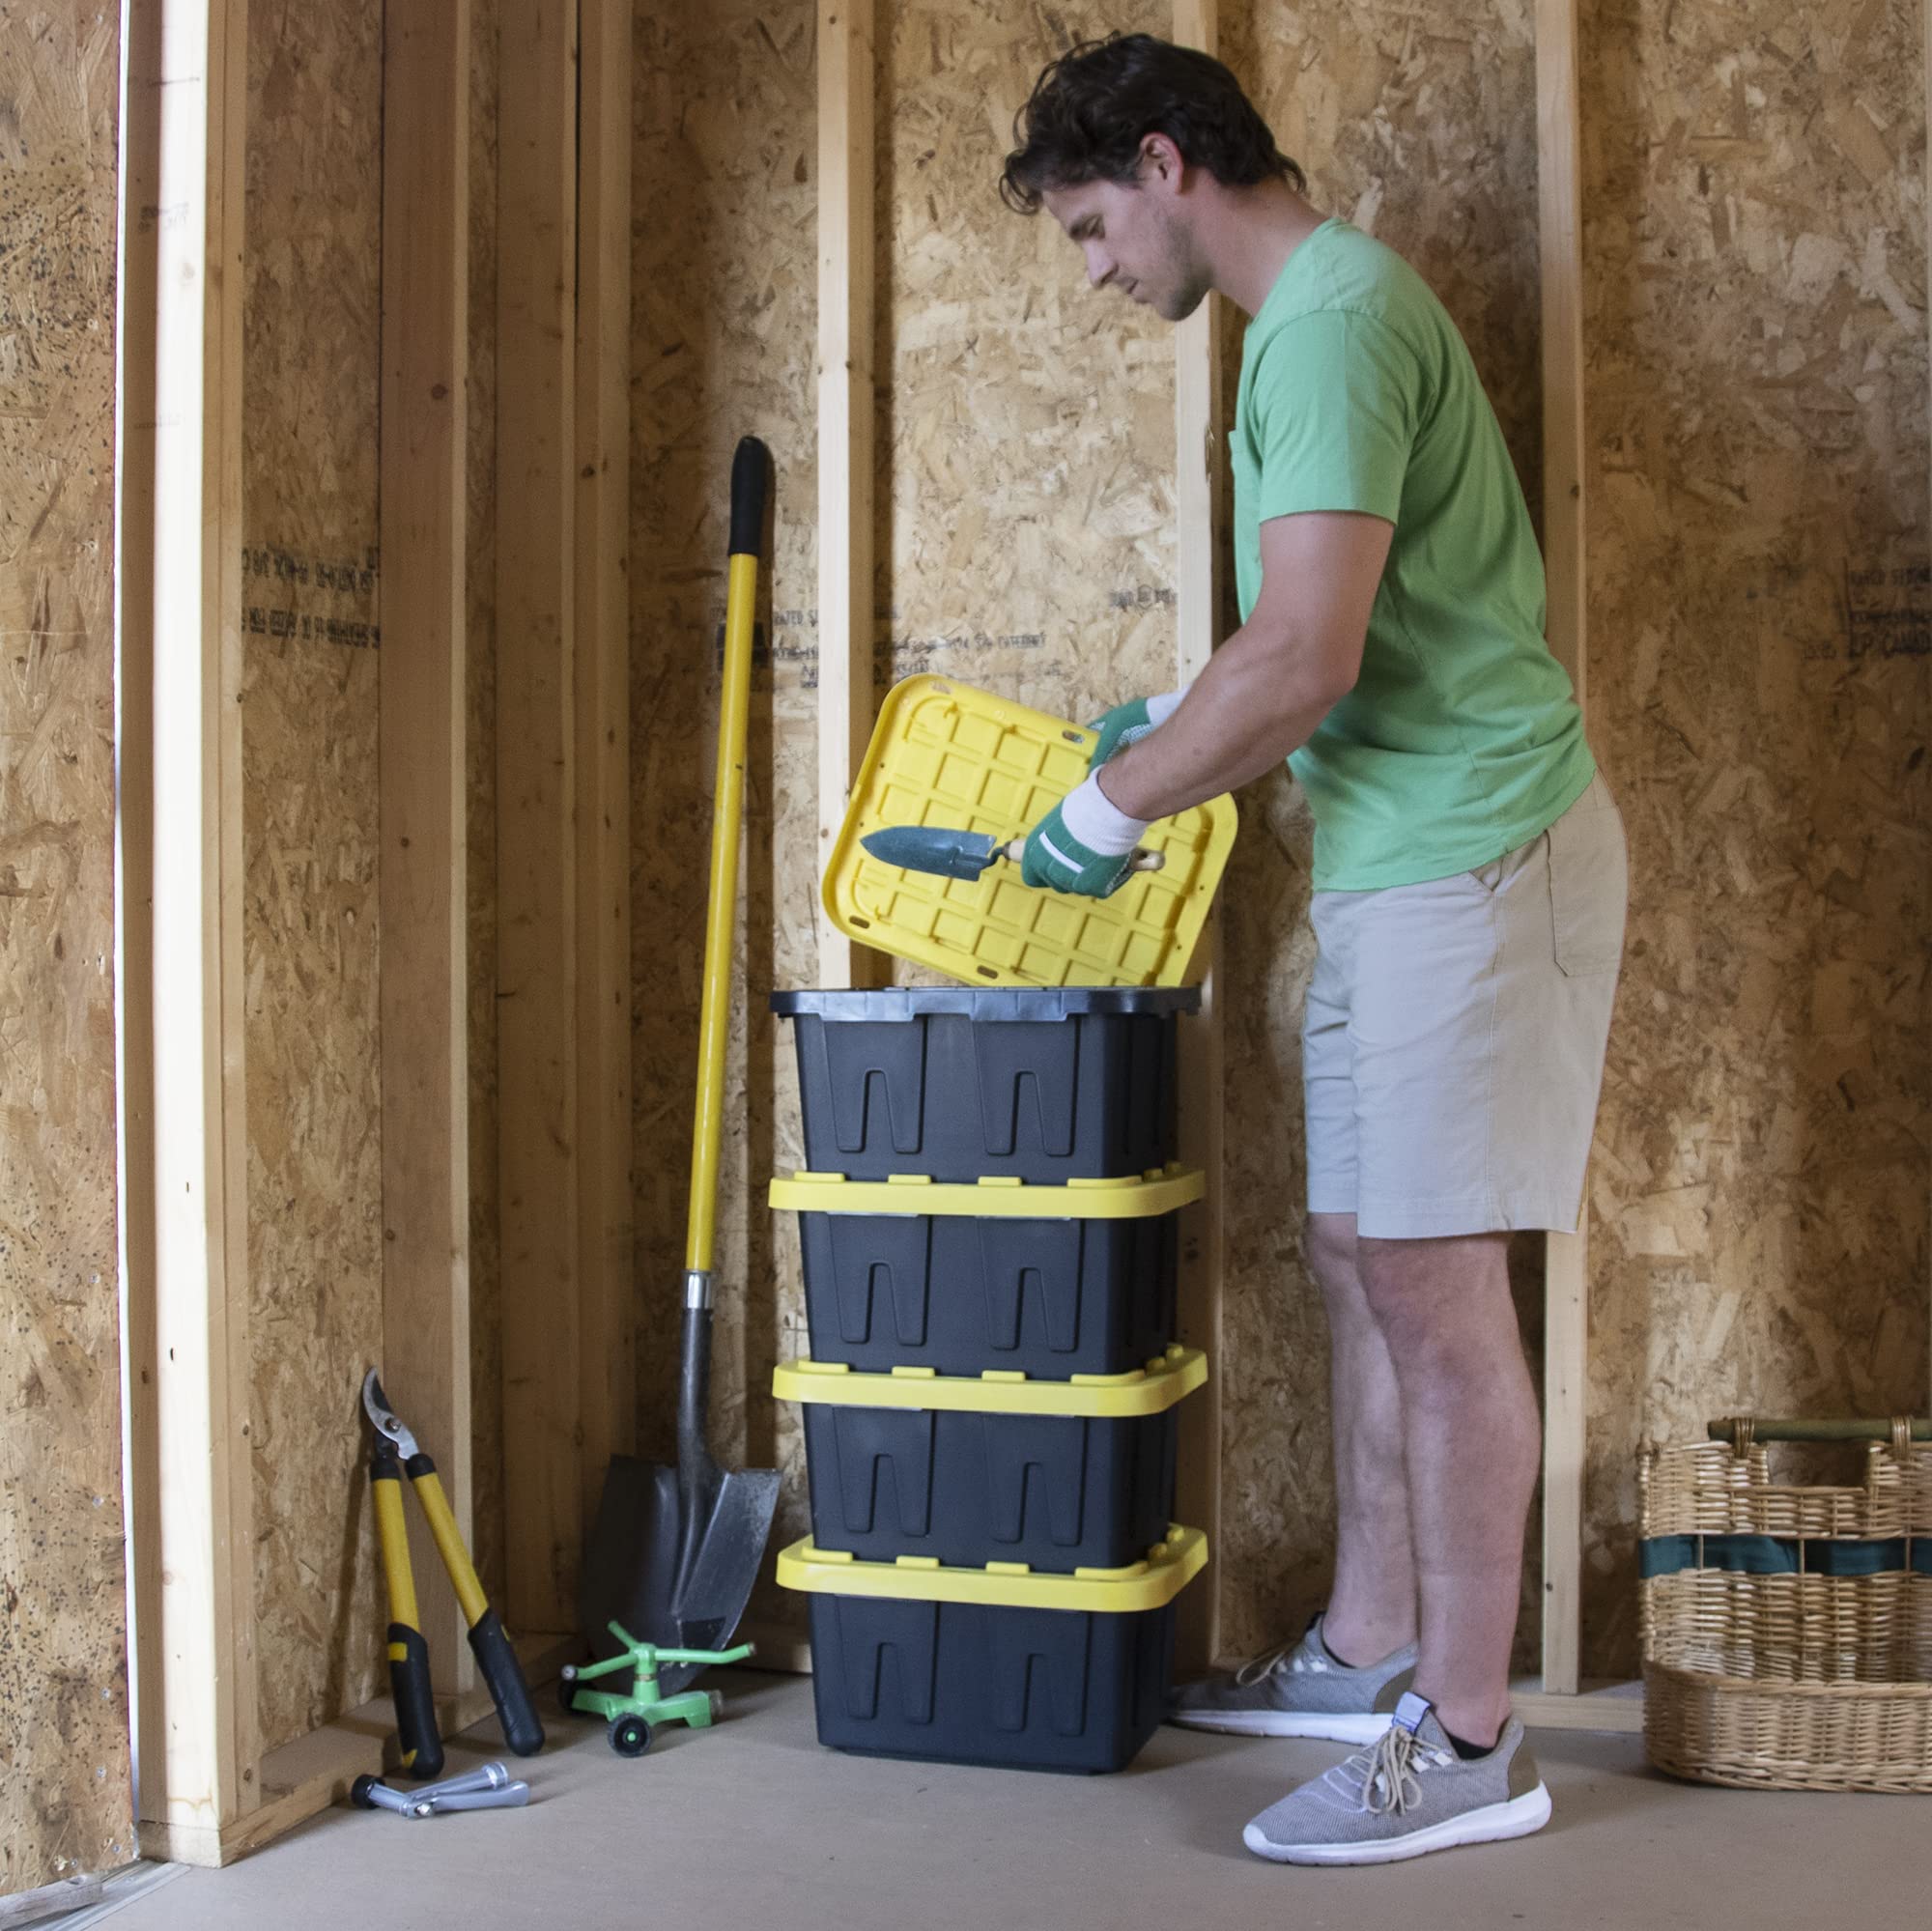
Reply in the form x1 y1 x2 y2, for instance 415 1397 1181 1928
361 1368 419 1461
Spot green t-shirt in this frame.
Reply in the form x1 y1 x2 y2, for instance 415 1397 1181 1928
1231 217 1594 891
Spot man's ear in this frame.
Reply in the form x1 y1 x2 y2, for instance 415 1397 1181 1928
1140 130 1184 187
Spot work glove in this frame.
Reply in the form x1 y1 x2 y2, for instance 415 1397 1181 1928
1021 771 1151 898
1086 688 1186 770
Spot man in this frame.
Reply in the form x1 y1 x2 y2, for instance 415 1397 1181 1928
1000 35 1627 1866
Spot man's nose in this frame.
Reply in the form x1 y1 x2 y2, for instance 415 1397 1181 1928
1086 250 1116 289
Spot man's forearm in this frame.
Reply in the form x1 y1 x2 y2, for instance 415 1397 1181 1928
1094 619 1349 823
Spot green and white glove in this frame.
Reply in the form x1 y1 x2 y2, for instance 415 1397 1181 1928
1086 688 1186 770
1021 771 1151 898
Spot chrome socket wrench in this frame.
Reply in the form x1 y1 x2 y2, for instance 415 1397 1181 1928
412 1761 515 1801
352 1760 530 1818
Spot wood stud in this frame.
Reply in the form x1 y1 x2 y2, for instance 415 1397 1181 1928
121 0 257 1867
1535 0 1590 1701
496 0 582 1634
816 1 878 991
379 0 477 1703
1169 0 1227 1682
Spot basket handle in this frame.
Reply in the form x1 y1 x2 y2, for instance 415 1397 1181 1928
1707 1415 1929 1450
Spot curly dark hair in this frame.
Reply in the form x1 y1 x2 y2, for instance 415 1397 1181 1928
1000 33 1304 214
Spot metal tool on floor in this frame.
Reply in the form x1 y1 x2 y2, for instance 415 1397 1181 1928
860 822 1165 883
558 1624 753 1756
363 1369 546 1761
579 437 781 1695
352 1761 531 1819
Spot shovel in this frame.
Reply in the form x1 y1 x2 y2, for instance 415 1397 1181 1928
579 438 781 1695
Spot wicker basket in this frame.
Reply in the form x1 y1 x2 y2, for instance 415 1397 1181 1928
1639 1415 1932 1793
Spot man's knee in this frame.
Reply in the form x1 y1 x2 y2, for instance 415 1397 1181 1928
1353 1233 1510 1347
1302 1213 1359 1302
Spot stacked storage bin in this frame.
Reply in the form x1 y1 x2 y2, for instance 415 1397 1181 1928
769 986 1209 1773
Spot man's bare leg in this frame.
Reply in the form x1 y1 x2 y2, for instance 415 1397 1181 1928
1303 1212 1419 1666
1355 1230 1540 1748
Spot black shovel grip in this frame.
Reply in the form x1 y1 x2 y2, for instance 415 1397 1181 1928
469 1607 545 1757
673 1302 714 1583
728 437 770 557
676 1303 713 1476
386 1623 444 1780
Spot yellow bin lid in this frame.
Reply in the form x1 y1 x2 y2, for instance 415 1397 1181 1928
777 1523 1208 1612
768 1164 1205 1221
773 1343 1208 1418
823 674 1236 988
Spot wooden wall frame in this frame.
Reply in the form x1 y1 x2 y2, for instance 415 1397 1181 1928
119 0 610 1867
116 13 1645 1873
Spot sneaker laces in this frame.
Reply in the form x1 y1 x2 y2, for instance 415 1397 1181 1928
1345 1724 1453 1817
1232 1641 1296 1688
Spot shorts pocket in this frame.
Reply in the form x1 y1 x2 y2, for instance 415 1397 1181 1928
1545 790 1628 978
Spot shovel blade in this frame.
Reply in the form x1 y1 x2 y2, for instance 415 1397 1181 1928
861 824 1002 881
579 1454 684 1659
577 1454 781 1696
664 1465 781 1688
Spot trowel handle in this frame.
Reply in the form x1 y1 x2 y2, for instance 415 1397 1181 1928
998 838 1165 873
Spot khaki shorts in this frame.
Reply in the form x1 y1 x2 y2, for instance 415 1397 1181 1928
1303 772 1628 1237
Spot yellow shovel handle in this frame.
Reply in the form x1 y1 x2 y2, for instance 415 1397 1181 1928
687 443 767 1275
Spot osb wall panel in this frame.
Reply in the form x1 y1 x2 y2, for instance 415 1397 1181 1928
0 4 135 1892
631 0 821 1636
242 0 386 1750
630 0 1179 1642
1578 0 1930 1677
874 0 1177 727
468 0 507 1617
1212 3 1548 1668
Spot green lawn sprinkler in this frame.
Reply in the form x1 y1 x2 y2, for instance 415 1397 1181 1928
558 1622 753 1756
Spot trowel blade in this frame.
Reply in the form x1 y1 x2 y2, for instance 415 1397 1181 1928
860 824 1004 881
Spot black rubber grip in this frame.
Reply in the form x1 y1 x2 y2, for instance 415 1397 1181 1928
469 1607 545 1756
386 1623 444 1780
404 1451 437 1481
728 437 770 556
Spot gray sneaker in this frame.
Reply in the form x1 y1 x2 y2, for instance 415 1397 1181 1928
1241 1690 1551 1865
1167 1614 1418 1745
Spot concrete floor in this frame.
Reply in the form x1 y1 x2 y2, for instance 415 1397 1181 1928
91 1673 1929 1931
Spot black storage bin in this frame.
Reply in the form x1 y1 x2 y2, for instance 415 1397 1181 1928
780 1526 1206 1774
806 1594 1175 1775
795 1197 1179 1378
774 1346 1204 1571
773 986 1199 1183
799 1403 1178 1569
